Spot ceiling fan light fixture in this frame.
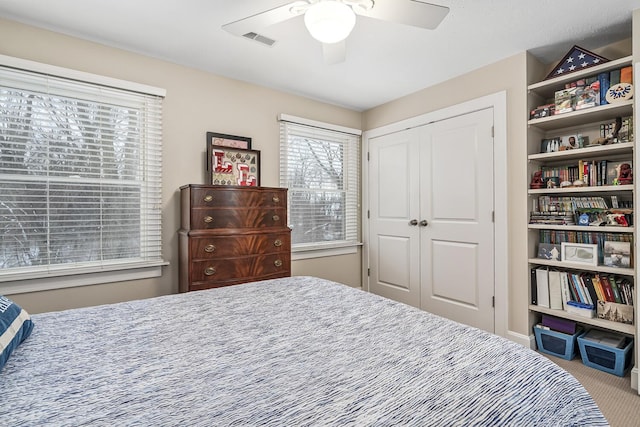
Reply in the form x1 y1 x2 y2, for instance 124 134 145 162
304 1 356 44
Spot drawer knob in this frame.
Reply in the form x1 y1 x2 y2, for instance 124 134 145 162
203 195 213 202
272 215 280 222
272 196 280 203
204 244 216 253
204 266 216 276
204 216 214 223
274 239 282 247
274 259 283 267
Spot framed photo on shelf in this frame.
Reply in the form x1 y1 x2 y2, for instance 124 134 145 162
207 145 260 187
206 132 252 150
561 242 598 266
603 241 631 268
537 243 561 261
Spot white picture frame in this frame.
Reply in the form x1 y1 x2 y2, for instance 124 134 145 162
561 242 598 266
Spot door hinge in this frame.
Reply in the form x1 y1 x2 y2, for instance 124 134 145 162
492 296 495 307
367 268 370 277
367 152 370 161
367 210 370 219
492 211 495 223
491 126 494 138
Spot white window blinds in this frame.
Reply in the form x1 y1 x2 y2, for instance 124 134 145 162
0 59 165 283
279 115 360 251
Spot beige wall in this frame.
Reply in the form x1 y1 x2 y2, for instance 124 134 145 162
363 54 531 337
0 18 362 313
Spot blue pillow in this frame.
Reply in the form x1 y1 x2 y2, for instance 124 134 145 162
0 295 34 371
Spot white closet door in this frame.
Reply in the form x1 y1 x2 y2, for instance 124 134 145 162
419 107 495 332
368 107 496 333
368 128 421 307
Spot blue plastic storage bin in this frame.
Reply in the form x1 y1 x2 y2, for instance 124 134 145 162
534 325 581 360
577 331 634 377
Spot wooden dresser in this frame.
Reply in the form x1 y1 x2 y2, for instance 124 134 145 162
178 185 291 292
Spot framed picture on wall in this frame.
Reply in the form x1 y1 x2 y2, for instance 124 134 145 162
206 132 252 150
207 145 260 187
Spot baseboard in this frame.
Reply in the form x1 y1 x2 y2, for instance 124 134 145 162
506 330 535 349
632 367 638 392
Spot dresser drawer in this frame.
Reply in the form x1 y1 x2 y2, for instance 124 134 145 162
190 253 291 282
190 207 287 229
190 232 290 259
190 187 286 209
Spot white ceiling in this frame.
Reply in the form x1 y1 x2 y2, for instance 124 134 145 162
1 0 640 111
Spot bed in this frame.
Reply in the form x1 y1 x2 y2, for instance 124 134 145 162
1 276 608 426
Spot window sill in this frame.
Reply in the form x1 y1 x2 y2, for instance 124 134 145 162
292 243 362 261
0 262 168 295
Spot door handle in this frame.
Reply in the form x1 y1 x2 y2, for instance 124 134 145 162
419 220 429 227
409 219 418 226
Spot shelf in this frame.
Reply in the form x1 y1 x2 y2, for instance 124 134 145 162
528 100 633 131
529 305 635 335
528 224 634 233
528 258 634 276
528 56 632 96
528 184 633 195
528 142 634 162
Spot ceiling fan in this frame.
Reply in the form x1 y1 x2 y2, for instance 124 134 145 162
222 0 449 64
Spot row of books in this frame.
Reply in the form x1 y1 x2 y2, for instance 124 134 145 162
539 230 633 245
529 211 575 225
531 268 634 311
537 159 632 187
532 196 609 213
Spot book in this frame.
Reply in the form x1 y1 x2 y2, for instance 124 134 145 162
530 268 538 305
597 72 610 105
535 267 550 308
603 275 621 303
610 68 621 86
569 273 588 304
620 66 633 84
559 272 572 310
591 275 606 302
580 274 598 306
548 270 563 310
600 274 616 302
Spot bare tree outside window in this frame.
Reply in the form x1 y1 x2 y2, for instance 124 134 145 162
280 119 359 250
0 68 162 280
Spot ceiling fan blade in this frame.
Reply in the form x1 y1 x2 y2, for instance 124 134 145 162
222 1 305 37
323 41 347 64
356 0 449 30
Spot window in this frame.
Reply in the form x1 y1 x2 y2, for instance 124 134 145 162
279 114 360 257
0 56 165 292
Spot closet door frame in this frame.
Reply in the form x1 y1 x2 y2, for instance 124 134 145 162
362 91 509 340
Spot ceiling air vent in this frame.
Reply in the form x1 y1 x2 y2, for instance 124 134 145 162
242 32 276 47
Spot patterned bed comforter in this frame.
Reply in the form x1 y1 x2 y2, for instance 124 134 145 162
1 276 608 426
